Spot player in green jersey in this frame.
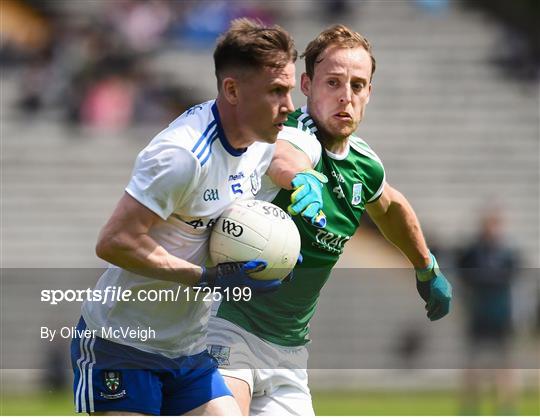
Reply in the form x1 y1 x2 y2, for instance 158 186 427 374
207 24 452 416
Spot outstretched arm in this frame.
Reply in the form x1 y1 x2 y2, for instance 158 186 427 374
366 183 452 320
366 183 431 269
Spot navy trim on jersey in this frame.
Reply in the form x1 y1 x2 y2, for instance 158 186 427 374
211 102 246 157
191 121 217 155
196 131 218 161
199 134 219 166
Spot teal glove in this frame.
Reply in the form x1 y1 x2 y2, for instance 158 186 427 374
288 169 328 228
415 253 452 321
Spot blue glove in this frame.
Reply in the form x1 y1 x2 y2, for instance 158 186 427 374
415 253 452 321
199 260 281 294
288 169 328 228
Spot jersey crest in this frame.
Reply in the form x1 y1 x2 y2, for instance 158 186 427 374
351 183 363 206
208 344 231 366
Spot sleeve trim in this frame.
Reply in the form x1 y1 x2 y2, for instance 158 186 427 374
124 187 169 221
367 172 386 203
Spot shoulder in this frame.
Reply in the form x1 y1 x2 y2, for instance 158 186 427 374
285 106 318 135
349 135 383 165
150 100 219 166
278 128 321 168
134 135 201 179
280 107 322 166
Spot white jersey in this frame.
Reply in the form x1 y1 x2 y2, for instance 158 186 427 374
82 100 275 358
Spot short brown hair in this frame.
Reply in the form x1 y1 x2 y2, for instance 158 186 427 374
302 24 376 80
214 18 297 86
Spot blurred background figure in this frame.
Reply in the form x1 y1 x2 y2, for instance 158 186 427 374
456 206 520 415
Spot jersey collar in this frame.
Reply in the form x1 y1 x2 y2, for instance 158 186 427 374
325 141 350 160
211 102 247 156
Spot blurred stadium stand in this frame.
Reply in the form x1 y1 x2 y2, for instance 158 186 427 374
1 0 538 392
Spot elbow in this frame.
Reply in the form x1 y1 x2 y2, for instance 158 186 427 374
95 231 124 264
95 236 113 263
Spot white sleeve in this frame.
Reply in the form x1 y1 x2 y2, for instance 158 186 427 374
125 141 200 220
278 126 322 167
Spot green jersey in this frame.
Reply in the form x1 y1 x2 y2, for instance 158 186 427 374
215 107 385 346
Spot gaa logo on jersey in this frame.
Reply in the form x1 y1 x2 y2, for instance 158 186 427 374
351 183 363 206
104 371 121 393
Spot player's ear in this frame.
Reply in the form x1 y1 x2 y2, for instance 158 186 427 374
300 73 311 97
221 77 239 105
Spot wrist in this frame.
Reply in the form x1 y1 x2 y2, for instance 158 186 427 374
300 169 328 184
197 266 213 288
415 252 436 282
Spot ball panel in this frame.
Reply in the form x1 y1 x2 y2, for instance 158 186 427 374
251 216 300 279
218 205 272 240
209 199 301 281
210 234 264 264
211 217 268 250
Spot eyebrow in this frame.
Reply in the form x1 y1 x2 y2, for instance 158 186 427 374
271 80 295 90
325 72 369 84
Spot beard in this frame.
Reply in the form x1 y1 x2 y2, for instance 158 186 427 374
319 117 358 142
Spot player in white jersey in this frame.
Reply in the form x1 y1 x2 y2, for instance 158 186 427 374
71 19 327 416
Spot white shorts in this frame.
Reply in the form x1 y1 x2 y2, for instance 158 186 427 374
207 316 314 416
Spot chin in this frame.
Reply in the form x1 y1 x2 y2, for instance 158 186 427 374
334 124 356 139
258 135 277 144
341 128 355 138
324 127 352 141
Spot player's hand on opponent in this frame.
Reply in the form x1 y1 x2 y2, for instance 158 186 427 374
415 253 452 321
198 260 281 294
288 169 328 228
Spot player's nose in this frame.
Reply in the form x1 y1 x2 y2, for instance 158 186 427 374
339 85 352 104
283 93 295 114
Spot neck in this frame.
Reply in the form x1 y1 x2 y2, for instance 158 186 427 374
216 97 252 150
320 135 349 154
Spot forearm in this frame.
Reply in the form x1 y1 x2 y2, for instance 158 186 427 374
96 231 202 286
368 186 452 320
370 188 431 269
267 140 312 190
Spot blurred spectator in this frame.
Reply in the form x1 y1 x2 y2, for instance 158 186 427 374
456 207 520 415
0 0 52 55
167 1 276 49
7 1 208 130
168 1 235 48
106 0 172 53
80 74 137 132
414 0 450 15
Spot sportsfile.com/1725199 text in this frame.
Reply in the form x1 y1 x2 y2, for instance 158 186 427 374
40 285 252 305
